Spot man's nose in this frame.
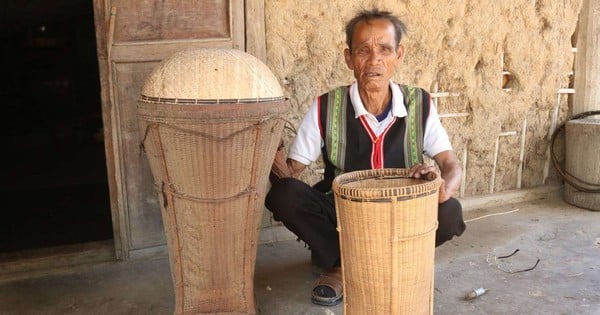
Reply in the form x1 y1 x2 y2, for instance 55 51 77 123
367 49 382 63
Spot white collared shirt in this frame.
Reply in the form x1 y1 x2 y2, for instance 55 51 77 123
288 80 452 166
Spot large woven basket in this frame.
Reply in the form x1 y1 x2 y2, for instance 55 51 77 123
332 168 441 315
137 48 288 315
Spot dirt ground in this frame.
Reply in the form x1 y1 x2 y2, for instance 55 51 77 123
0 190 599 315
433 195 600 315
255 192 600 315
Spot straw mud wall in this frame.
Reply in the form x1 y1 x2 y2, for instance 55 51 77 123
264 0 582 198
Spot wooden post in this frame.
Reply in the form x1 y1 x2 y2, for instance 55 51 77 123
245 0 267 62
563 0 600 210
573 0 600 114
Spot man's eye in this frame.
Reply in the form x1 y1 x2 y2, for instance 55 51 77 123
380 46 393 54
356 47 369 55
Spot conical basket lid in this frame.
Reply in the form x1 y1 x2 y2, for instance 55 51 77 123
140 48 284 104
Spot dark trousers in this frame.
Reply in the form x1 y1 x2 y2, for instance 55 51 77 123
265 177 466 270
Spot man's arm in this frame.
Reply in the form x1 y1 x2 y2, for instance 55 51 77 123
271 142 307 179
432 150 462 202
409 150 462 203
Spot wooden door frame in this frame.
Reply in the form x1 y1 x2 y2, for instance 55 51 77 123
92 0 267 260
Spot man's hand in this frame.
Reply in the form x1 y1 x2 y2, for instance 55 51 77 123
271 141 293 178
408 163 438 181
408 163 450 203
270 140 307 179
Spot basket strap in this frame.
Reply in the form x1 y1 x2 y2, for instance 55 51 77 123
156 183 257 203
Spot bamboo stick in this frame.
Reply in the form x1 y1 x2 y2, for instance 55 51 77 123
490 131 518 194
430 92 461 98
460 146 467 198
431 81 439 108
501 53 513 91
543 92 562 184
500 53 505 88
557 88 575 94
517 119 527 189
439 112 469 118
430 81 461 116
490 137 500 194
498 131 517 137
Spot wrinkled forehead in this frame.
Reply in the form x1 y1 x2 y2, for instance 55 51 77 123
351 19 397 49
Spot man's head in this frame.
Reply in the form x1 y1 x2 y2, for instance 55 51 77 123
345 9 407 50
344 9 406 94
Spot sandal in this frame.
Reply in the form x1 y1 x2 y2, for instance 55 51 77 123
311 268 343 306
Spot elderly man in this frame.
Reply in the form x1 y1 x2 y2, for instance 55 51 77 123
266 8 466 306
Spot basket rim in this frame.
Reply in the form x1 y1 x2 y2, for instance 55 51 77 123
139 94 286 105
332 168 441 200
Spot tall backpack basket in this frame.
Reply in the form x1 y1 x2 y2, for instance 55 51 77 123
137 48 288 315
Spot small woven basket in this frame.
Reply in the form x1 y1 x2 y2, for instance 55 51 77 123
332 168 441 315
137 48 288 315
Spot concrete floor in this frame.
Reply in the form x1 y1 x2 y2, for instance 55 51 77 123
1 189 599 315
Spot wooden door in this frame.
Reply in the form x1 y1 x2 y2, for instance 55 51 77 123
93 0 266 259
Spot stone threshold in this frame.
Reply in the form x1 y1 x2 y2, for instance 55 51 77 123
0 240 115 283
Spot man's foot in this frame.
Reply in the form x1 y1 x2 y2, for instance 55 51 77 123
311 267 343 306
310 251 327 276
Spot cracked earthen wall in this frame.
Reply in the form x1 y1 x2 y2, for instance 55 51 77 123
263 0 583 200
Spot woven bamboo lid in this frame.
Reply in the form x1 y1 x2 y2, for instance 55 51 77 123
140 48 284 104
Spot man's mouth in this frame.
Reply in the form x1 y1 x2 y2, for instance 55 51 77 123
364 72 381 77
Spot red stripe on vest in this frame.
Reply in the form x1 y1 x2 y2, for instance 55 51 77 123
359 116 397 169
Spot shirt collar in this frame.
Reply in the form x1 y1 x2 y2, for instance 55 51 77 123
349 80 407 119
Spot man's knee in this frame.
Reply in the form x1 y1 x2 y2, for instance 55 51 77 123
265 177 307 221
435 197 466 247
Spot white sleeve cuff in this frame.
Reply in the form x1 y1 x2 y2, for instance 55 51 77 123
288 100 323 165
423 102 453 158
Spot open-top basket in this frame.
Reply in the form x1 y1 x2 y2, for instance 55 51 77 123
332 168 441 315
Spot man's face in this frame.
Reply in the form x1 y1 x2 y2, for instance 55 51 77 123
344 19 404 93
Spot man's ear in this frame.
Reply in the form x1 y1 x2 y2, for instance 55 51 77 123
344 48 354 70
396 44 405 64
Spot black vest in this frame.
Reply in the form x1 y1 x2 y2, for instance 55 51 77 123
313 84 431 193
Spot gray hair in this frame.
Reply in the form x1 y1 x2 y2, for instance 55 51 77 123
344 8 407 50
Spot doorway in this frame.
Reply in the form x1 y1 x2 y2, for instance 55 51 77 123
0 1 113 253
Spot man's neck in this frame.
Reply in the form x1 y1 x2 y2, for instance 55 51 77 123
359 87 392 116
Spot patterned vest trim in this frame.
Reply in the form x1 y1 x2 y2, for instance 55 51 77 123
317 84 430 190
323 86 349 176
401 84 425 167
